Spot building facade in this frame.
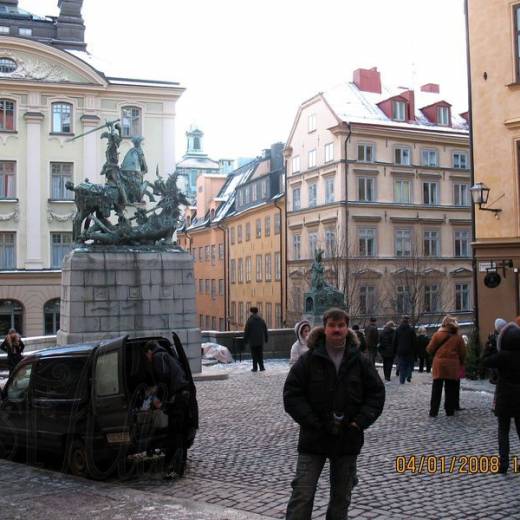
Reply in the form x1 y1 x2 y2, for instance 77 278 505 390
467 0 520 337
285 67 472 326
0 4 184 337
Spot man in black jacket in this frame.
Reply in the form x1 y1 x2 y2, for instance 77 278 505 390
283 308 385 520
393 316 417 384
244 306 268 372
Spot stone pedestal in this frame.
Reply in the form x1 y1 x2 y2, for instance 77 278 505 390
57 247 201 373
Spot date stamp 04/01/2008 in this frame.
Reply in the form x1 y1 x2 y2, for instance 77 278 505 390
394 455 519 475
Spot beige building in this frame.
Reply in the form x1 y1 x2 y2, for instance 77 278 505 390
467 0 520 337
285 67 472 326
0 34 183 336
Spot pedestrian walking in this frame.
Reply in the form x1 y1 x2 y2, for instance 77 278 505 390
426 316 466 417
454 335 468 411
283 308 385 520
416 326 431 373
364 317 379 366
352 325 367 356
290 320 311 364
0 328 25 375
244 306 268 372
393 317 416 384
484 318 507 385
378 321 396 382
482 321 520 473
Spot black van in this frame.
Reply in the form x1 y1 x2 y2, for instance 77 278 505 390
0 333 198 479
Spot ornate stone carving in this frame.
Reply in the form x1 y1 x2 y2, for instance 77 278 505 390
47 208 76 223
0 207 19 222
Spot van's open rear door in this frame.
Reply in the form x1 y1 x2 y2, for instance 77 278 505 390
92 336 130 445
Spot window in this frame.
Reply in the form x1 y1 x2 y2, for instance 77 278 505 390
394 179 411 204
325 230 336 257
274 252 281 280
453 152 468 169
211 279 217 300
0 57 15 73
238 258 244 283
0 27 9 35
230 227 235 245
423 230 440 257
245 256 252 283
293 234 301 260
238 302 244 325
256 255 263 281
211 317 216 330
245 185 251 205
0 99 15 131
263 178 269 198
292 187 301 210
256 303 263 317
0 161 15 199
121 106 141 138
245 222 251 241
392 100 407 121
0 232 15 269
33 357 87 399
18 27 32 36
325 177 335 203
422 149 438 167
358 177 375 202
219 279 224 296
265 254 272 281
51 102 72 133
205 245 210 261
274 213 281 235
230 260 236 283
308 113 316 132
0 299 23 336
455 283 470 311
308 183 317 207
49 162 74 200
199 278 204 293
237 225 242 243
205 279 210 294
198 247 203 261
423 181 439 205
359 286 376 315
265 216 271 237
255 219 262 238
292 156 300 174
309 232 318 258
437 106 450 126
454 230 470 257
395 146 411 165
230 302 236 324
7 363 32 400
396 286 411 314
219 318 224 330
359 228 376 257
95 351 120 396
424 284 440 313
395 229 412 257
265 303 272 328
253 182 259 202
44 298 60 335
200 315 204 328
325 143 334 163
275 304 282 328
219 244 224 259
205 315 210 329
308 149 317 169
453 183 470 206
358 143 375 163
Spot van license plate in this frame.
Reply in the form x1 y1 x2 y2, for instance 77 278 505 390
106 432 130 444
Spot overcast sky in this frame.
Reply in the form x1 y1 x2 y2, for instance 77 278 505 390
22 0 469 162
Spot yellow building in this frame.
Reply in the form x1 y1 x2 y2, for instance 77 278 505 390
467 0 520 335
226 145 286 330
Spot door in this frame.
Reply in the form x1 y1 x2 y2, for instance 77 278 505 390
91 336 130 445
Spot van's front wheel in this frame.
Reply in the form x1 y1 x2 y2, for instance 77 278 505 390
66 439 88 477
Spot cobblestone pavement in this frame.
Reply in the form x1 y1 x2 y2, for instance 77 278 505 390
1 362 520 519
128 362 520 519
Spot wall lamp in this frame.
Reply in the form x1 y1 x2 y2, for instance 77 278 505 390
470 182 502 215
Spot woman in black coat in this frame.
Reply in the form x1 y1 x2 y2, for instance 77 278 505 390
482 321 520 473
415 326 431 373
378 321 396 382
0 328 25 375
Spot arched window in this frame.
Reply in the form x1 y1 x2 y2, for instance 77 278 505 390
51 102 72 133
193 136 200 150
44 298 60 335
0 299 23 336
121 106 141 137
0 98 15 131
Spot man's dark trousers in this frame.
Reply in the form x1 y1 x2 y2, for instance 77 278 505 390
286 452 356 520
251 344 265 371
430 379 458 416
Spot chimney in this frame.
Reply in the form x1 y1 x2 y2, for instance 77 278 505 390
420 83 440 93
353 67 382 94
56 0 86 50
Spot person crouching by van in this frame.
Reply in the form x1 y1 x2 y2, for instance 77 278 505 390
1 328 25 375
290 320 311 364
144 340 190 479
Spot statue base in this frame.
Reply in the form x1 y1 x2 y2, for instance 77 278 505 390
57 246 201 373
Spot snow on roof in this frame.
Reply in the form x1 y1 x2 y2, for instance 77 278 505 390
176 157 220 169
323 82 468 134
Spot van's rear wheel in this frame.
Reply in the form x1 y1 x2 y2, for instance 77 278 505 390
66 439 88 477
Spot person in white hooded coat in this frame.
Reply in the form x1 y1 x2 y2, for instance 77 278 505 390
290 320 311 364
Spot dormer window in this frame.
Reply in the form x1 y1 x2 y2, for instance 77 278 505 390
392 100 407 121
437 106 450 126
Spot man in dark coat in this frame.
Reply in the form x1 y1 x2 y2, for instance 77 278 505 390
243 306 268 372
144 341 190 478
364 317 379 366
378 321 396 381
482 321 520 473
393 316 416 384
0 328 25 375
283 308 385 519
